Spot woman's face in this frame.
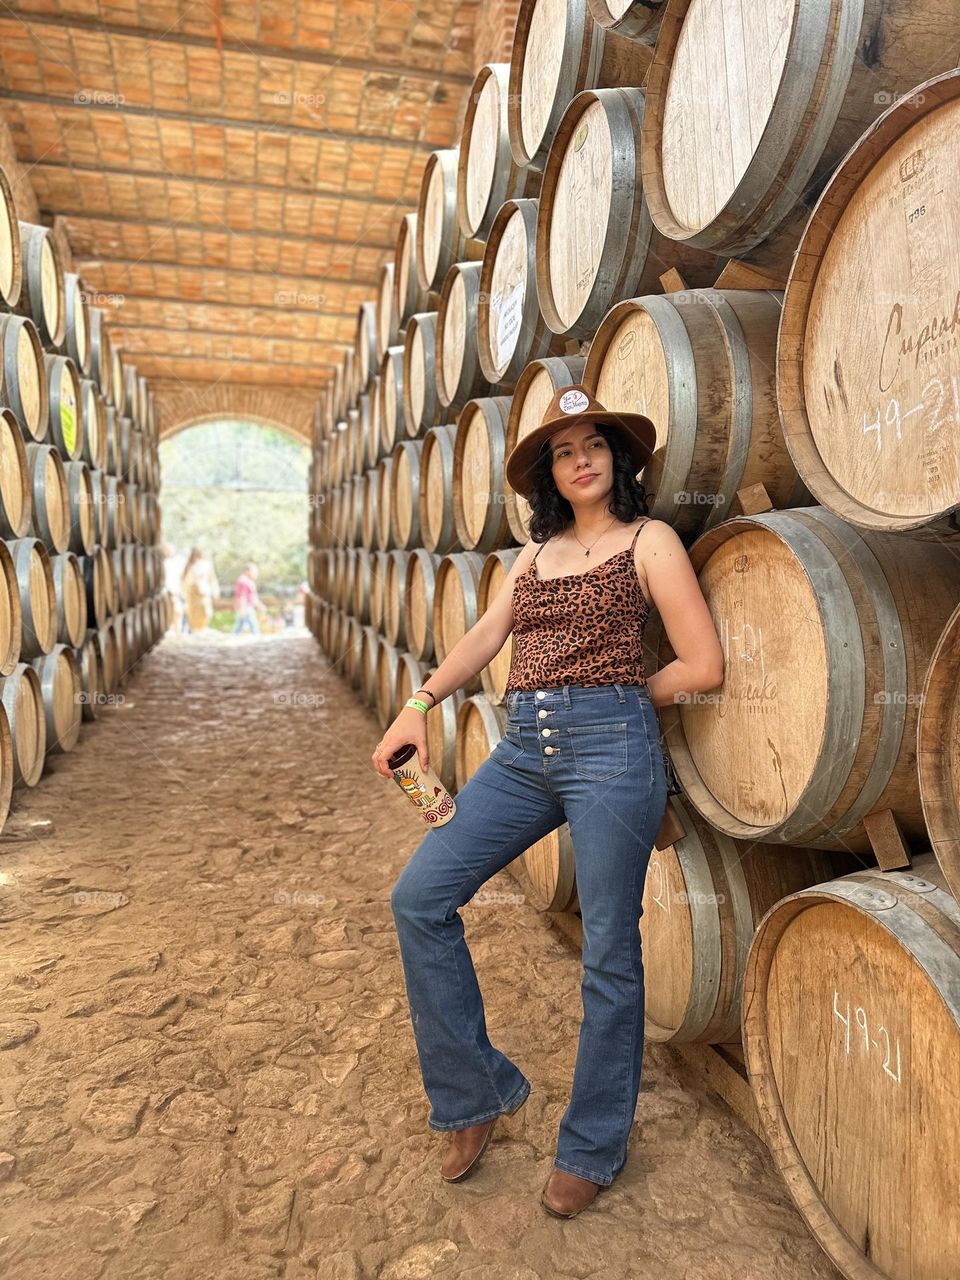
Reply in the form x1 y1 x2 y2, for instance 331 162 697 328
548 420 614 502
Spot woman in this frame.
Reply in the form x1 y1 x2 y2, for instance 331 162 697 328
371 385 724 1218
181 547 219 633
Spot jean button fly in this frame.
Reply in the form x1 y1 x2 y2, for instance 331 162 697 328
536 691 546 700
544 746 555 754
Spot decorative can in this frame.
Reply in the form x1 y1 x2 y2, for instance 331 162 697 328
387 743 456 826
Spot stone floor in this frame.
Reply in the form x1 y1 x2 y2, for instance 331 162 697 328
0 630 841 1280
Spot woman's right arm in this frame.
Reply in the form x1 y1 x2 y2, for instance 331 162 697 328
370 540 539 777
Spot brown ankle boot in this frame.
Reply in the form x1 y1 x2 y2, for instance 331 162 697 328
540 1168 608 1217
439 1092 529 1183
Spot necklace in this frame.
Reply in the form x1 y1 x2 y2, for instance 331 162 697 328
571 514 620 557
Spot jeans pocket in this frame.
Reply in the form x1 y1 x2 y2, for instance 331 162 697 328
567 722 628 780
493 724 524 766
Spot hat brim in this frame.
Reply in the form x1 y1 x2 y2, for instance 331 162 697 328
504 411 657 501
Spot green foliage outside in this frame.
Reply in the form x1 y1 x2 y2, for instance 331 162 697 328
159 419 309 596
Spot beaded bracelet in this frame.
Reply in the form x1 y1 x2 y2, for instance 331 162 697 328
405 696 431 714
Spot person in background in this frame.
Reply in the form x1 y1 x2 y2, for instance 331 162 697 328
163 543 187 633
233 562 262 635
182 547 219 633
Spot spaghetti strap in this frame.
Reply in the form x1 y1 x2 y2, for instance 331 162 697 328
532 541 547 562
630 518 651 549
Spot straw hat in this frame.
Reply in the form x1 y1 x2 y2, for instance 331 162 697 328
504 384 656 501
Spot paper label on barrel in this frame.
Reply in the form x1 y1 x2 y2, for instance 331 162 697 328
559 388 590 414
496 281 525 368
60 400 76 454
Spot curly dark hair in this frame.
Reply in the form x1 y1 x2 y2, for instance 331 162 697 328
526 423 651 543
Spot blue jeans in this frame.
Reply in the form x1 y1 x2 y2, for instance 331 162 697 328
234 609 260 634
390 681 668 1185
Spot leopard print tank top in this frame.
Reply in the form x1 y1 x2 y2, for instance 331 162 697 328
504 520 652 693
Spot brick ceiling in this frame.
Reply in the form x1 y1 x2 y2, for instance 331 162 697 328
0 0 482 414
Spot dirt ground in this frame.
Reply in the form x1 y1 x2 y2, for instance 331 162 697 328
0 631 842 1280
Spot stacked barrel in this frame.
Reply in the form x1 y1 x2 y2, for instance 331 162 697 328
0 162 169 832
305 6 960 1276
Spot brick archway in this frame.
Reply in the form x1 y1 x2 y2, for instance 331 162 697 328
156 382 317 444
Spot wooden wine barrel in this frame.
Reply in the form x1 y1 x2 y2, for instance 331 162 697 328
508 0 653 171
432 551 485 694
16 222 65 348
7 538 54 661
375 635 401 729
365 381 380 470
77 630 104 722
584 288 811 536
43 353 83 462
640 797 833 1044
123 605 143 665
360 469 379 554
416 149 468 293
0 540 20 677
122 542 146 605
63 273 91 375
88 307 114 405
340 349 355 418
403 548 441 664
103 404 120 477
587 0 665 41
358 623 380 706
98 621 119 695
742 855 960 1280
79 379 106 472
111 348 127 417
123 363 140 430
51 551 87 647
452 396 511 551
436 262 490 411
402 313 450 437
111 547 130 612
418 424 460 556
478 549 519 701
0 165 21 309
389 439 424 551
917 601 960 903
0 408 31 540
0 313 47 441
375 455 393 552
421 684 464 798
109 612 128 684
63 461 96 556
101 544 119 617
660 509 960 850
478 198 560 386
395 649 428 721
455 694 509 789
1 662 44 785
89 470 114 549
376 261 398 361
779 70 960 532
25 443 69 555
354 302 377 395
537 87 719 338
457 63 529 242
380 549 408 649
80 549 109 630
351 546 371 623
642 2 960 270
32 644 82 753
378 346 406 454
393 212 432 327
504 354 585 540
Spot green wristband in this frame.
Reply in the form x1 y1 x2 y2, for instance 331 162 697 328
405 697 430 714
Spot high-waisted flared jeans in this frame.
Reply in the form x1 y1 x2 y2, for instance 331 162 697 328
389 681 669 1185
